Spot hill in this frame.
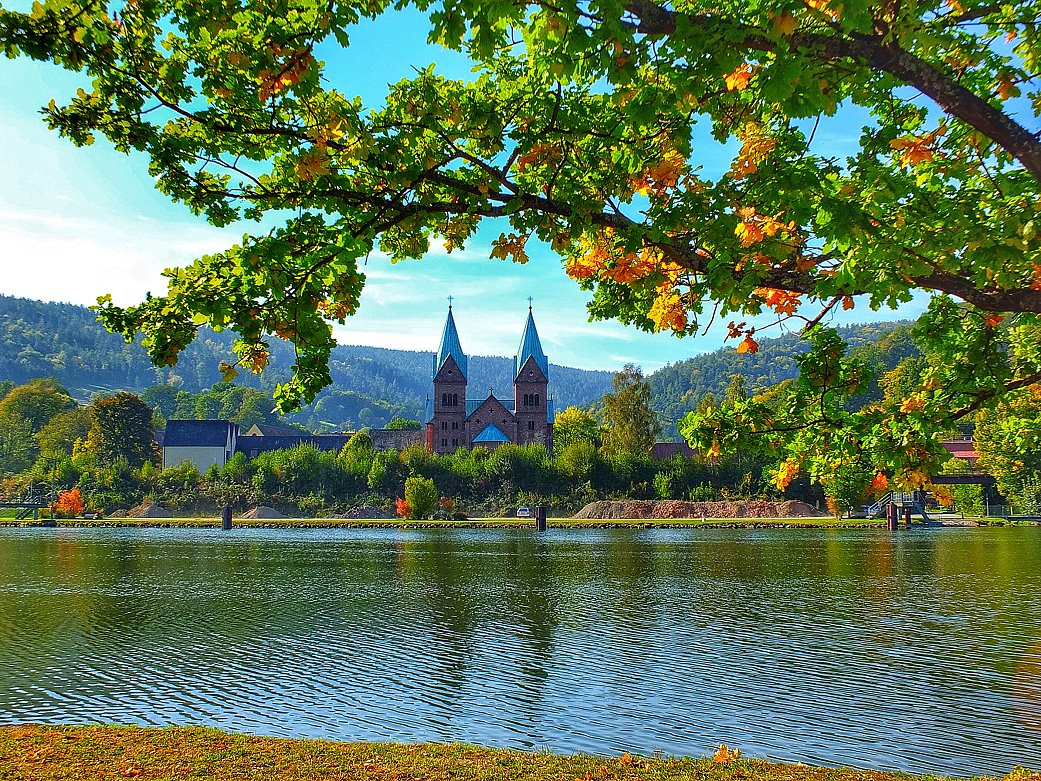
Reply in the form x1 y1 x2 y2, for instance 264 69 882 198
0 295 615 429
648 321 919 438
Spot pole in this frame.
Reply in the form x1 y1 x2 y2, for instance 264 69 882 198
221 504 233 530
534 504 547 533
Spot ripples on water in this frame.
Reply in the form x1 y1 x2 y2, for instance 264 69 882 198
0 526 1039 776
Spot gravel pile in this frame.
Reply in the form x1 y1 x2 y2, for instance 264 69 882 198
573 499 825 520
125 500 174 518
240 506 287 520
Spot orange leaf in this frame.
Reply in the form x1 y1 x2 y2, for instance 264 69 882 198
724 63 753 91
842 295 855 310
736 335 759 354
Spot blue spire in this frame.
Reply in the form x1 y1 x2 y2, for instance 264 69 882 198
435 304 468 380
514 305 549 380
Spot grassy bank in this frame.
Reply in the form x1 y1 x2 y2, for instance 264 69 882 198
0 724 983 781
0 516 893 529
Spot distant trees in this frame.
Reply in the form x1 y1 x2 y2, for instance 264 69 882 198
602 366 661 457
82 392 159 469
385 418 421 430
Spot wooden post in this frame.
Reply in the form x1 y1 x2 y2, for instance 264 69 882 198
534 504 547 532
221 505 233 530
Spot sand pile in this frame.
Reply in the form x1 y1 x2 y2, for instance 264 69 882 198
240 506 287 520
125 500 174 518
573 499 825 520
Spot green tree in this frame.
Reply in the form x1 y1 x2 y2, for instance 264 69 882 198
974 388 1041 513
553 406 601 450
3 0 1041 474
602 365 661 457
36 406 92 456
0 378 76 435
403 476 438 520
83 392 159 468
385 418 421 430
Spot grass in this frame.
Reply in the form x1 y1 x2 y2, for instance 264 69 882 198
0 724 987 781
0 515 892 529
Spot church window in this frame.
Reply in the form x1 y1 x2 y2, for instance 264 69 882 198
441 438 447 447
442 421 447 430
528 420 535 430
535 394 540 407
452 438 458 447
452 421 458 430
441 393 447 407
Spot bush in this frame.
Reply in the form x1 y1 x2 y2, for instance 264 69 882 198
403 476 438 520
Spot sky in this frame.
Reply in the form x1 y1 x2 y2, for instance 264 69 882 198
0 8 925 374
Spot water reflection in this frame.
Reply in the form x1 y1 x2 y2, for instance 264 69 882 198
0 526 1038 776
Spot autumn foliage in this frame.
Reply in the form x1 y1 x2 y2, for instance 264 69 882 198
53 488 84 518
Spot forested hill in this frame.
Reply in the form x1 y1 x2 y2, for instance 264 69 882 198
648 321 919 438
0 295 614 429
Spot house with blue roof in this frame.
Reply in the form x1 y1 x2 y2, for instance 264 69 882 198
425 304 554 454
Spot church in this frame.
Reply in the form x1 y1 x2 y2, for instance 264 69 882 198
425 304 554 454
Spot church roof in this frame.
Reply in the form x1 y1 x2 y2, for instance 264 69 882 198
472 423 510 443
514 307 549 380
434 306 468 380
466 397 515 416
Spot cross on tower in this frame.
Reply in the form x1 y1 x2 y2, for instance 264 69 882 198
447 295 454 309
527 296 534 309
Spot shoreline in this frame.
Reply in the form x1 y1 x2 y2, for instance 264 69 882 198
0 724 982 781
0 516 1025 529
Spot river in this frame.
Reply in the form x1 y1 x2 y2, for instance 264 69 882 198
0 526 1038 776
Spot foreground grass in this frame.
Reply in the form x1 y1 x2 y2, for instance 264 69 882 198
0 724 982 781
0 516 893 529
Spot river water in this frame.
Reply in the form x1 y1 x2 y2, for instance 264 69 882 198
0 526 1038 776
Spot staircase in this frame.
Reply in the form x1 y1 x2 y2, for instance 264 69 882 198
865 491 932 523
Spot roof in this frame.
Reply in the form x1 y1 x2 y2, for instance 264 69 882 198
942 439 979 460
466 397 516 416
434 306 468 380
472 423 510 443
514 308 549 380
164 419 237 448
244 424 300 437
237 434 351 454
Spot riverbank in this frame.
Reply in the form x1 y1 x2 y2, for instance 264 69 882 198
0 515 896 529
0 515 1030 529
0 724 990 781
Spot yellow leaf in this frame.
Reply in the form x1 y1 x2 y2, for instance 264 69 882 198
772 11 798 35
724 63 753 91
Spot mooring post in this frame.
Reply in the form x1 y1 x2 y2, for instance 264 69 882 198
886 503 899 531
221 504 233 531
534 504 547 533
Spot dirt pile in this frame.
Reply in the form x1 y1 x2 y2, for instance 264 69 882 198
337 504 395 520
125 501 174 518
573 499 825 520
240 506 287 520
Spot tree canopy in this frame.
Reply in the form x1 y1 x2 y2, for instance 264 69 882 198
2 0 1039 483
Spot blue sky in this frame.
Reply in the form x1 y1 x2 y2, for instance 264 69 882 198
0 9 923 373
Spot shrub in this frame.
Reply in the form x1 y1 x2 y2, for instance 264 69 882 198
53 488 84 518
403 476 438 520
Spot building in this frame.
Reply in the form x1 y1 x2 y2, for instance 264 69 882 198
162 419 239 472
425 304 554 453
162 421 422 470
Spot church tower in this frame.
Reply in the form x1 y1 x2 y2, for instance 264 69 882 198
429 303 468 454
513 304 552 449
